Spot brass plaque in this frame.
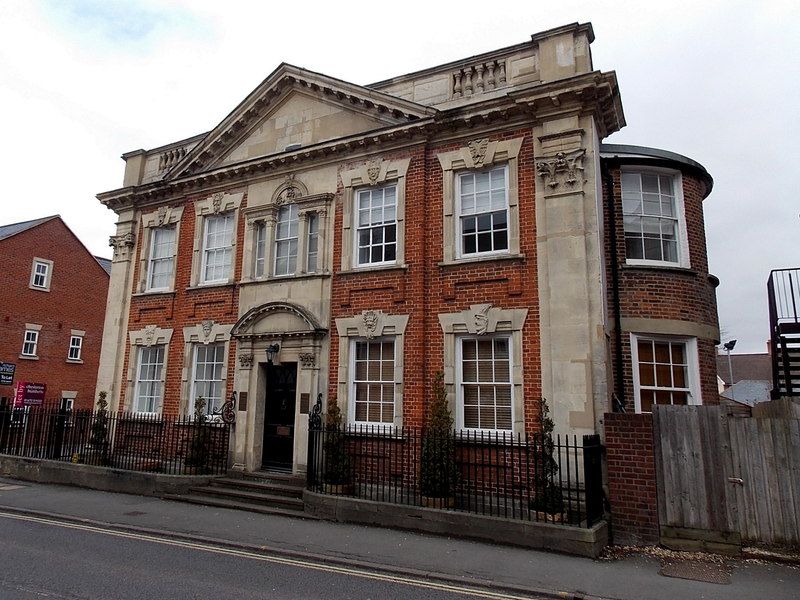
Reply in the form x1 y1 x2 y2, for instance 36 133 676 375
277 425 291 437
300 393 310 414
238 392 248 412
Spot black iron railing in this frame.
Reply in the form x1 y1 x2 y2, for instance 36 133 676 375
768 268 800 397
0 402 230 475
307 423 604 527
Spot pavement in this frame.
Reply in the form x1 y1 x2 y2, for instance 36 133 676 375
0 477 798 600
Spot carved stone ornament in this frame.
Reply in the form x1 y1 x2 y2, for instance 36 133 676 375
109 232 135 261
211 192 224 214
201 319 214 343
238 353 254 368
468 139 490 168
299 352 316 368
367 161 381 185
363 310 380 339
156 206 168 226
474 304 491 335
536 149 586 190
143 324 158 347
274 173 308 206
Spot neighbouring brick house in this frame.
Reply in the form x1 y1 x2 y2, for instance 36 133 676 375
96 22 718 479
0 216 111 410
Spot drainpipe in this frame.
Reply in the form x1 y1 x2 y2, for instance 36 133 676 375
602 160 626 412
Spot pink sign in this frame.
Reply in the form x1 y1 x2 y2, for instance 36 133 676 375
14 382 46 407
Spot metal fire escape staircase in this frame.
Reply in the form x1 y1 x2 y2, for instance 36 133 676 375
768 268 800 398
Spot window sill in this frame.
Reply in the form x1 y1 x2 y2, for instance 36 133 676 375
438 253 525 268
622 263 697 276
337 264 409 276
19 355 39 361
28 285 51 293
66 359 84 365
240 272 331 285
133 289 176 298
343 424 403 439
186 281 236 292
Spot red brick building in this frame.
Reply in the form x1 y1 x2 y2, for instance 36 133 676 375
96 23 718 475
0 216 110 410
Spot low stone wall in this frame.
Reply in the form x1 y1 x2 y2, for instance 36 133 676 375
304 489 608 558
0 455 214 496
604 412 658 545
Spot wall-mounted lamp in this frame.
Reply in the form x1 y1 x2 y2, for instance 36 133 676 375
266 343 280 364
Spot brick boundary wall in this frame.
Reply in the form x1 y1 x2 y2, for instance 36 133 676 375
604 412 659 545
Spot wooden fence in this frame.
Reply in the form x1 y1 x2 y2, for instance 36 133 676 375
653 404 800 549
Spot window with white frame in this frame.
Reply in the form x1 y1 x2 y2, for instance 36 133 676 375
631 335 700 413
458 336 513 431
30 258 53 291
350 339 395 425
201 213 234 283
254 222 267 278
457 166 509 257
306 213 319 273
147 227 176 291
274 204 299 276
621 171 686 266
68 335 83 361
21 330 39 357
356 185 397 266
191 344 225 415
134 345 165 413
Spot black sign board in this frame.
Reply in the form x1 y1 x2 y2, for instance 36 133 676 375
0 362 15 386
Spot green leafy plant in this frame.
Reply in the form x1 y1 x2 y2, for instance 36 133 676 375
185 396 211 469
89 391 110 465
323 395 351 486
420 372 458 499
530 397 564 515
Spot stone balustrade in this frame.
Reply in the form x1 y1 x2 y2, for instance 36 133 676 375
452 59 507 99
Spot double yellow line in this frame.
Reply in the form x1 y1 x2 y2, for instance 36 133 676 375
0 511 550 599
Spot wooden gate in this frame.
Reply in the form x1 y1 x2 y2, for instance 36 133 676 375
652 404 800 550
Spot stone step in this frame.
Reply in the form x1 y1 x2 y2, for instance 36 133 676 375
227 470 306 487
162 493 313 520
210 477 304 498
187 485 305 510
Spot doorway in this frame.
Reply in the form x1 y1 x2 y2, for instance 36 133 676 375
262 363 297 471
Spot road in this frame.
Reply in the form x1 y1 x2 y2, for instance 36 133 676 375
0 511 531 600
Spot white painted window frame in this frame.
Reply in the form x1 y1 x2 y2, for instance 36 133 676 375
621 167 690 269
353 184 398 268
190 342 227 416
29 258 53 291
273 203 299 277
348 337 397 428
21 329 39 357
455 334 514 434
200 213 235 284
630 333 701 413
455 165 510 259
133 345 166 415
67 334 83 361
146 226 177 292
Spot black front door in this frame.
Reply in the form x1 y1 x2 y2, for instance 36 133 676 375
262 363 297 470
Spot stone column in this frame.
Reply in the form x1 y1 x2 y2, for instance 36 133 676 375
297 211 309 274
96 209 138 412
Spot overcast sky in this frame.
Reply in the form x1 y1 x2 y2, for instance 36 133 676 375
1 0 797 354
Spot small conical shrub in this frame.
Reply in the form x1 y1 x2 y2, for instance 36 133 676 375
420 372 457 498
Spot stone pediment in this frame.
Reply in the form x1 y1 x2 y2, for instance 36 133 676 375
166 64 436 179
231 301 327 340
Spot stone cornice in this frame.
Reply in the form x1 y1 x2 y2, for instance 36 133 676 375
97 73 623 212
508 70 625 138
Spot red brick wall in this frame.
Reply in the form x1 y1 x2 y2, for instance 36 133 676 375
603 164 719 410
0 218 109 410
328 128 542 432
121 188 246 415
604 412 659 545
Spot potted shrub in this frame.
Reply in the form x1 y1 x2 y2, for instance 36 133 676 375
529 398 565 521
185 396 211 474
323 395 351 494
420 372 457 508
87 391 110 466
